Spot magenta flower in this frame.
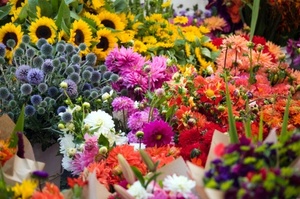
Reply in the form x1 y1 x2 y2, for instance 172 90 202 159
112 96 136 114
127 108 161 131
142 120 174 147
105 46 145 73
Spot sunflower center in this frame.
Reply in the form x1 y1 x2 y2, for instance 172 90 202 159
102 20 115 29
36 26 52 39
3 32 18 49
156 134 162 140
96 37 109 51
16 0 24 8
75 30 85 45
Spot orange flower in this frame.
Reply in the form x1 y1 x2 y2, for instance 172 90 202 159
67 177 87 188
32 183 64 199
106 145 146 184
83 161 111 189
0 139 16 165
145 146 181 168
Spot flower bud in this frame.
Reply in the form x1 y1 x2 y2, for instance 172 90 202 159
67 148 77 157
60 82 68 89
99 146 108 155
58 123 65 129
82 102 90 108
136 131 144 139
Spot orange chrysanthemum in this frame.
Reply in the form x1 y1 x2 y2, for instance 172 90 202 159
83 161 111 189
32 183 64 199
0 139 16 165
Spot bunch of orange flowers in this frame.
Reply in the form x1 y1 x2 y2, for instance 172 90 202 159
0 139 16 166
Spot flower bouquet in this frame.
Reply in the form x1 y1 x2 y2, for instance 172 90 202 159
0 35 118 150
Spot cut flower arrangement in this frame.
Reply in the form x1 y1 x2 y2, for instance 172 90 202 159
0 35 119 150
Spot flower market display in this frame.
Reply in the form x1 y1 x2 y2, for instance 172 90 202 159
1 0 300 198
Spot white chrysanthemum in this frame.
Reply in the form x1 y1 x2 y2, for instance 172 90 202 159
84 110 115 135
61 156 73 171
163 174 196 198
127 181 153 199
101 130 128 146
58 134 75 154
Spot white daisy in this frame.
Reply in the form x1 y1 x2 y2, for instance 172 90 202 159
61 155 73 171
58 134 75 154
84 110 115 135
127 181 153 199
163 174 196 198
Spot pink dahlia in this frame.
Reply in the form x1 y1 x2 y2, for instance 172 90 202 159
142 120 174 147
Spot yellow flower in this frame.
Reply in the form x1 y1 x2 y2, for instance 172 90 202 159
57 30 69 41
199 26 210 34
69 19 93 51
82 12 102 28
185 43 191 57
29 17 58 44
97 11 125 31
9 0 28 20
11 179 37 199
161 0 171 8
203 42 219 52
91 0 105 9
203 16 228 31
117 30 135 44
173 16 188 25
133 40 147 53
0 23 23 61
92 28 117 61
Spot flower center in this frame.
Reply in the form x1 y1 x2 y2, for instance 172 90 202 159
16 0 23 8
36 26 52 39
96 37 109 51
102 19 116 29
205 89 215 98
156 134 162 140
3 32 18 49
74 29 85 45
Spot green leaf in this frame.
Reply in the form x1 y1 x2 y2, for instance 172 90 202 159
9 105 25 148
28 0 38 14
51 0 59 13
131 166 145 186
220 180 234 191
98 134 109 147
145 172 161 188
38 0 53 17
200 47 211 59
55 0 70 30
249 0 260 41
114 0 128 13
224 74 239 143
0 4 11 20
280 94 291 138
258 110 264 142
17 4 29 21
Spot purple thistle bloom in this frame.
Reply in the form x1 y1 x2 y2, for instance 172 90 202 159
63 79 78 98
17 132 24 158
112 96 135 113
32 170 49 179
15 65 31 82
27 68 44 85
42 59 54 74
142 120 174 147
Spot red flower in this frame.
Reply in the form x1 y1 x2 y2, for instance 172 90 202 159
214 143 225 157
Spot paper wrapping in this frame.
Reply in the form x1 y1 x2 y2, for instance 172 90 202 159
2 154 45 185
0 114 44 185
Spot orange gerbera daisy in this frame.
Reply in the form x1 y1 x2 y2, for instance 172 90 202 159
0 139 16 165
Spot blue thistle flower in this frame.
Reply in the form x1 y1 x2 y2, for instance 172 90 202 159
33 56 44 68
0 43 6 57
25 105 36 116
30 95 42 105
27 68 44 85
41 43 53 56
42 59 54 74
57 106 66 114
0 87 10 99
15 65 31 82
91 71 101 83
22 35 30 44
63 79 78 98
20 84 33 95
48 86 59 97
82 70 92 81
61 112 72 123
37 83 48 93
68 72 81 84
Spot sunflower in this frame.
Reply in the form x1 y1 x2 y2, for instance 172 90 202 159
69 19 93 52
0 23 23 60
117 30 135 44
92 28 117 61
57 30 69 42
28 17 57 44
9 0 28 21
97 11 125 31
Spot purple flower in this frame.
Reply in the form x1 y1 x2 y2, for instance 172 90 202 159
15 65 31 82
127 130 139 143
17 132 24 158
32 170 49 179
42 59 54 74
127 108 161 131
112 96 135 114
63 79 78 98
142 120 174 147
105 46 145 73
27 68 44 85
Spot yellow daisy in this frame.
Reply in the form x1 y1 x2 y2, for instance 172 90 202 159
117 30 135 44
28 16 58 44
161 0 171 8
185 42 191 57
173 16 189 25
69 19 93 49
92 28 117 61
0 23 23 60
133 40 147 53
97 11 125 31
11 179 37 199
91 0 105 9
